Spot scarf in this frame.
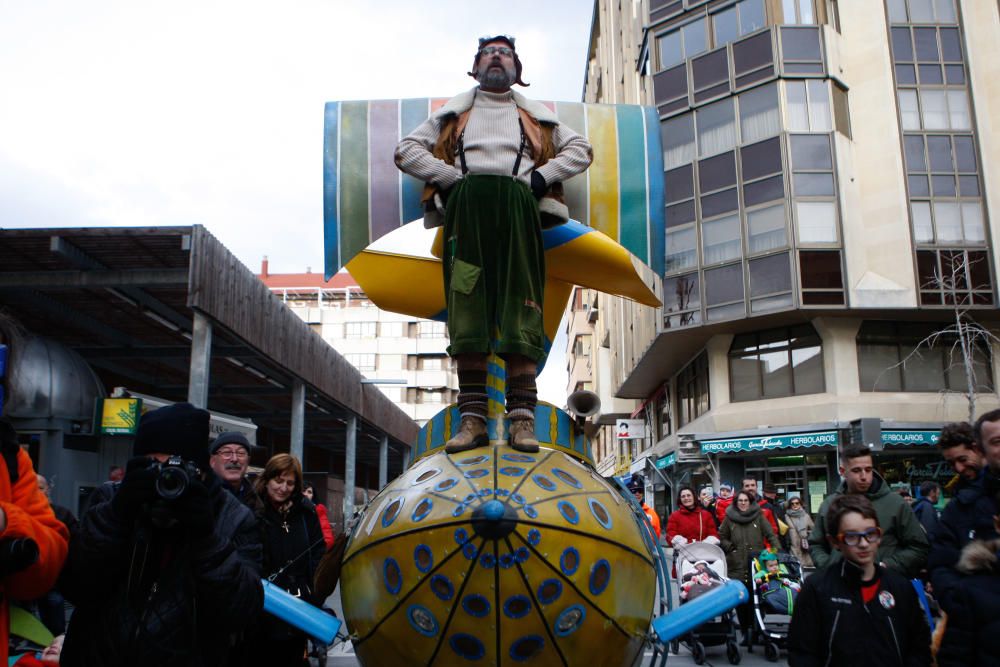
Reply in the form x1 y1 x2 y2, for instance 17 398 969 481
725 502 761 524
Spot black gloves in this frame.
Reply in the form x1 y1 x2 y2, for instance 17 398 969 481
530 171 547 200
173 477 215 539
111 458 159 521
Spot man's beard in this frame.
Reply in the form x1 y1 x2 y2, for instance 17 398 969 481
479 62 515 90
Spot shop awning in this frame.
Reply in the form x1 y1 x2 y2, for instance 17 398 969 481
700 430 839 454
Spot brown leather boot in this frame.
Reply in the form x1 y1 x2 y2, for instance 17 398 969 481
445 416 488 454
508 419 539 453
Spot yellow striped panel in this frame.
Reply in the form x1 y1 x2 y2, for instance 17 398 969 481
586 105 620 241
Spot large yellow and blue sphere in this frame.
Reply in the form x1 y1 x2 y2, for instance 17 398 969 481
340 404 657 666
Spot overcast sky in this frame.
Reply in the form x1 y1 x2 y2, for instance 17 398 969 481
0 0 596 403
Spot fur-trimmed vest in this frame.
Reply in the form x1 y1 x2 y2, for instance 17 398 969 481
420 88 569 229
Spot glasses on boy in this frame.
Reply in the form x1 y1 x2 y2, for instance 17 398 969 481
837 527 882 546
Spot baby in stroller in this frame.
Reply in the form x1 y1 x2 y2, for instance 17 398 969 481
753 550 801 615
680 559 725 601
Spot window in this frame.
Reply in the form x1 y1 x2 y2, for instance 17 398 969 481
782 0 816 24
887 0 957 24
917 249 994 305
651 0 684 23
696 98 736 157
785 80 832 131
748 252 793 312
799 250 845 304
692 48 731 103
419 356 446 370
653 64 689 115
420 389 446 404
573 334 593 357
702 213 741 265
900 89 970 130
677 352 710 426
663 113 696 168
831 84 852 138
790 135 839 243
663 273 701 328
748 203 788 254
857 320 991 393
729 325 824 401
380 354 405 370
712 0 766 46
732 30 775 87
345 353 376 371
345 321 376 338
904 134 984 245
780 26 824 74
739 82 781 143
657 17 708 70
666 227 697 272
380 321 404 337
417 321 446 338
704 262 745 321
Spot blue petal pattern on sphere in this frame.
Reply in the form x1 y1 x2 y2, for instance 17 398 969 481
407 604 439 637
588 498 613 530
509 635 545 662
590 559 612 595
413 544 433 573
383 558 402 595
560 547 580 575
557 500 580 525
450 633 486 660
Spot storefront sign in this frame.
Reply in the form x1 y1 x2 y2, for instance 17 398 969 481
100 398 142 435
881 430 939 446
700 430 839 454
656 453 677 469
616 419 645 440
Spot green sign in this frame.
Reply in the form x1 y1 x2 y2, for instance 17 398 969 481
882 430 939 446
656 453 677 469
100 398 142 435
700 430 839 454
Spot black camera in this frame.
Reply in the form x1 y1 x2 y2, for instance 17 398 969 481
150 456 201 500
0 538 38 576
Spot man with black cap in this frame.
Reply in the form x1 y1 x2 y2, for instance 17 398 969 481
395 35 592 454
209 431 262 514
61 402 263 666
628 475 661 541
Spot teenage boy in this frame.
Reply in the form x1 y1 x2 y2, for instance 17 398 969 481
788 494 931 667
810 446 929 577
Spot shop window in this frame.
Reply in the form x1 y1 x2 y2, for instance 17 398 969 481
780 26 824 74
857 320 991 392
799 250 845 305
663 273 701 329
677 352 710 427
729 324 824 401
916 249 994 306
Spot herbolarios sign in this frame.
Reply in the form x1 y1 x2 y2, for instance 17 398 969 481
700 430 839 454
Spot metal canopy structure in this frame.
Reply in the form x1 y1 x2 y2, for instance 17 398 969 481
0 225 417 486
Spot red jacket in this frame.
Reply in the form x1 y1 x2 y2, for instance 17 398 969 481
0 448 69 663
666 504 719 544
715 496 733 524
315 503 334 550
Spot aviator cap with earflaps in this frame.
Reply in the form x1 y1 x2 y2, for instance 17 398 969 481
468 34 529 87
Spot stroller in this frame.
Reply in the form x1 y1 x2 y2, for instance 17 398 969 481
748 550 802 662
669 541 741 665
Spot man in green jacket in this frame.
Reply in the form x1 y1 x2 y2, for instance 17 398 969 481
809 445 929 578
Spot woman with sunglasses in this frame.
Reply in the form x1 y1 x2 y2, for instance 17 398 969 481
788 494 931 666
785 496 814 568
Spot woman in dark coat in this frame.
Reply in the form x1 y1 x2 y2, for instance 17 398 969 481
249 454 326 667
720 490 777 639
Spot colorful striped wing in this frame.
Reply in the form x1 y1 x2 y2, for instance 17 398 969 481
323 99 665 279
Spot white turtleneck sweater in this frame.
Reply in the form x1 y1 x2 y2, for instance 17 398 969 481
395 88 592 191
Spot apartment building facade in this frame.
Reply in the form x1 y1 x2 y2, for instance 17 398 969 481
258 260 459 424
577 0 1000 513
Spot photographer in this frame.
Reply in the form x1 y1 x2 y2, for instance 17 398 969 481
61 402 263 667
0 316 70 665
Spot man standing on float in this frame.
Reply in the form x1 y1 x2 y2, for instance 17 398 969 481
395 35 593 454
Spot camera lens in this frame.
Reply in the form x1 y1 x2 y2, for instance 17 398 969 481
155 466 189 500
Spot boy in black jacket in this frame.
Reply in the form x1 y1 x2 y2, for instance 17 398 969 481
788 494 931 667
